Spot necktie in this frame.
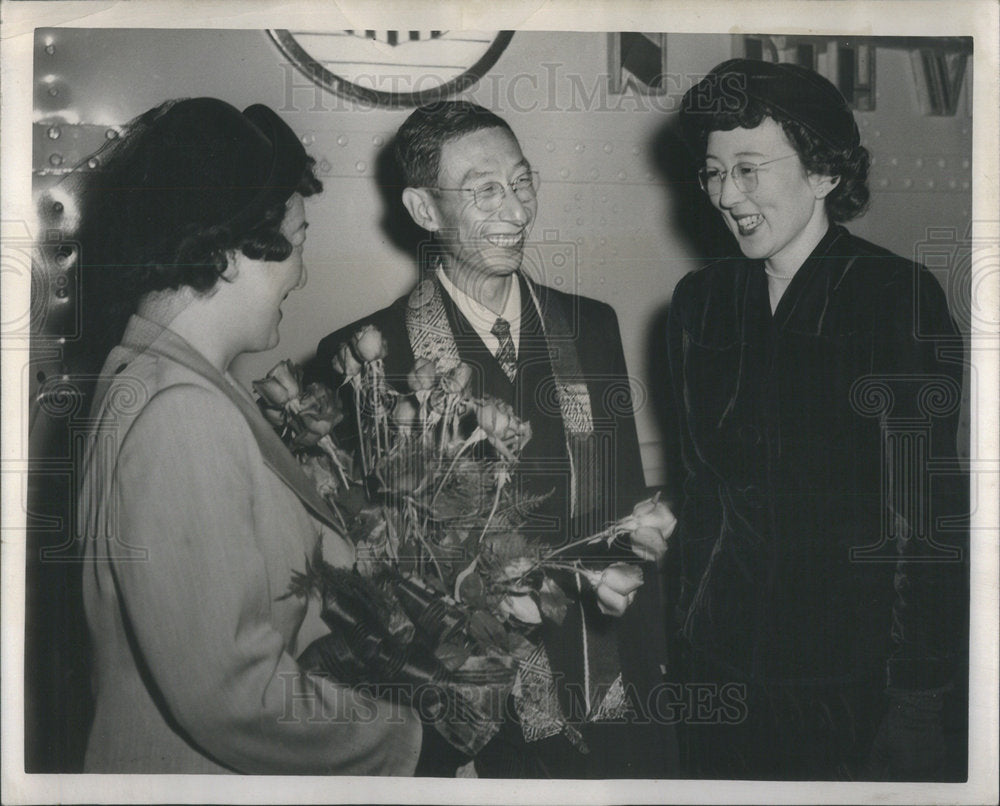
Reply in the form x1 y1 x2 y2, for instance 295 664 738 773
491 317 518 381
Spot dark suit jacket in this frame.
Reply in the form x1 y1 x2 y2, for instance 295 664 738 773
310 272 675 776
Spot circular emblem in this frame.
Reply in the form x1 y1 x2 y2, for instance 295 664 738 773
268 29 514 108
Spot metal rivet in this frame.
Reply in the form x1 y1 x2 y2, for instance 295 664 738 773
88 157 100 169
559 168 569 179
617 170 626 181
915 157 924 168
937 158 947 169
300 133 315 145
903 178 913 189
337 135 349 147
545 141 555 152
319 159 332 173
48 86 59 97
52 200 64 212
45 44 55 55
372 135 384 146
574 142 585 153
603 143 613 153
354 160 366 172
56 288 68 298
106 128 119 140
47 125 61 140
49 153 63 167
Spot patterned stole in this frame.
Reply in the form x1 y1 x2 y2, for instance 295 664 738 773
404 274 598 521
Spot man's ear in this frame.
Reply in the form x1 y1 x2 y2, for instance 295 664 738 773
810 173 841 200
402 187 440 232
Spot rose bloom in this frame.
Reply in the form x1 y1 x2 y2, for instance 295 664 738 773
351 324 388 363
297 383 344 440
331 341 362 380
585 562 644 617
391 396 420 432
407 357 437 393
441 362 474 396
619 495 677 564
252 359 300 407
474 397 532 455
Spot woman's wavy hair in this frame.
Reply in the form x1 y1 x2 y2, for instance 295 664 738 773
690 96 871 223
69 98 322 367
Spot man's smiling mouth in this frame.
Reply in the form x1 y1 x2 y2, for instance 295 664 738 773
484 232 525 248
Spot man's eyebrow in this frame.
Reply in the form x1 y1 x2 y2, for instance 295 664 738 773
457 159 531 186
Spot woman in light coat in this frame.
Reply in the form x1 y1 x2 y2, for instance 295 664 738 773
74 97 423 774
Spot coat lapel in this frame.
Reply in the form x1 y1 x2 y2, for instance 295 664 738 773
118 317 341 530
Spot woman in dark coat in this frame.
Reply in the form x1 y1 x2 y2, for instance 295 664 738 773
668 59 967 780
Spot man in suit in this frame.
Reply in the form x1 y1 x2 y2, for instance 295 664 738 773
311 102 676 778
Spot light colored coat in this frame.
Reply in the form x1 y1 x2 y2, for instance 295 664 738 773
79 315 422 774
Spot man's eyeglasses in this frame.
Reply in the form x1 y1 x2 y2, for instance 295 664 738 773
429 170 540 212
697 154 798 197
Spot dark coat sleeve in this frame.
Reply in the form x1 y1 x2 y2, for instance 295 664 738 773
874 265 968 691
664 272 724 638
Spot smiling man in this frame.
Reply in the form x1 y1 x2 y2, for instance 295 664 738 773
310 102 675 778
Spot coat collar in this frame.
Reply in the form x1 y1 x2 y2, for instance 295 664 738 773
110 315 341 530
747 224 858 336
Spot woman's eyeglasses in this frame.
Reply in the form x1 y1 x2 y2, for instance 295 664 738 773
697 154 798 196
429 170 540 212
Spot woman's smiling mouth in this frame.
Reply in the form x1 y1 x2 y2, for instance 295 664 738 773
734 213 764 236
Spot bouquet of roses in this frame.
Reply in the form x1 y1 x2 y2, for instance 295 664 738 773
254 325 677 756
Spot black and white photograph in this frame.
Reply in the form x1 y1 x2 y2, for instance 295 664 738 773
2 1 997 804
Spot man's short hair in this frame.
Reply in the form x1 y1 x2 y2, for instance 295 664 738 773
394 101 515 189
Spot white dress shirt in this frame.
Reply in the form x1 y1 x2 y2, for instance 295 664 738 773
436 266 522 359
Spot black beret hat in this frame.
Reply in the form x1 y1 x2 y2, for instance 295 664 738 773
679 58 860 153
93 97 307 260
